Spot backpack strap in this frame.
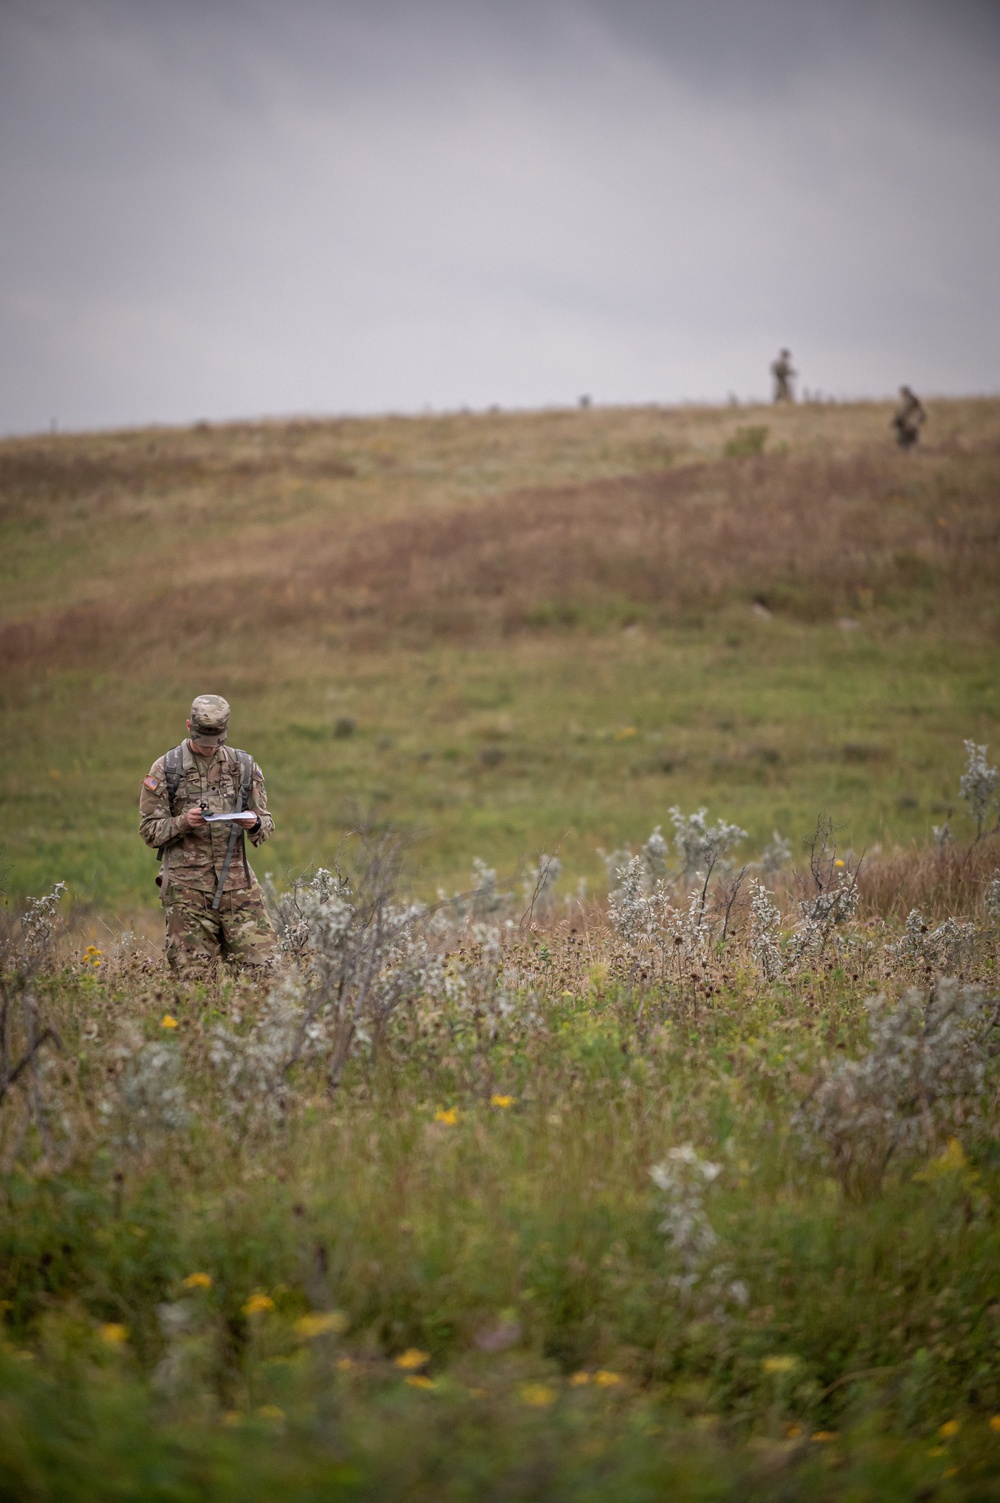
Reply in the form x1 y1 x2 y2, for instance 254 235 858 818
155 743 188 860
164 743 185 810
235 749 254 886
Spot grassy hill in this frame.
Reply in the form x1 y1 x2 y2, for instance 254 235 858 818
2 397 999 918
4 399 1000 1498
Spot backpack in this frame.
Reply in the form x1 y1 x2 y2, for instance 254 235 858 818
156 744 254 891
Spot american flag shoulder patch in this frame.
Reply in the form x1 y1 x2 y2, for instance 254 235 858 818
143 775 160 792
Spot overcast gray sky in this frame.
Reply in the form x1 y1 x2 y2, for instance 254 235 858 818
1 0 998 433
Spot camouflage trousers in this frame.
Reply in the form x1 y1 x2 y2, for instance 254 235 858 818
163 881 277 981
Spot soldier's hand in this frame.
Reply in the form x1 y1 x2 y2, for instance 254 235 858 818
185 807 206 829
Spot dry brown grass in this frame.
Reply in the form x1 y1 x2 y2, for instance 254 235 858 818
856 833 1000 923
318 440 1000 638
4 436 999 674
0 422 358 506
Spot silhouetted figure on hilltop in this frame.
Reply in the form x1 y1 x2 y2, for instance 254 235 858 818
771 349 796 403
892 386 926 450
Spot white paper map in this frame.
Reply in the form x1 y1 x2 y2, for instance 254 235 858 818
202 812 254 823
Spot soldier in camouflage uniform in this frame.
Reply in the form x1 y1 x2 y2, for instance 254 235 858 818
892 385 926 449
771 349 796 403
139 695 277 981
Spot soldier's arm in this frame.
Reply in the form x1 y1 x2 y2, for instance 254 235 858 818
138 761 189 851
246 762 274 846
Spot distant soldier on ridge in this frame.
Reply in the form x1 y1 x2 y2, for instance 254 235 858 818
139 694 277 981
892 386 926 450
771 349 796 403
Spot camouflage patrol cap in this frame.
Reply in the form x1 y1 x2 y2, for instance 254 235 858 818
189 694 230 744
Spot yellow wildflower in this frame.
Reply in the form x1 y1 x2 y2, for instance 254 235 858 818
520 1383 556 1407
927 1446 946 1458
490 1094 515 1109
405 1375 436 1390
990 1415 1000 1432
161 1014 179 1030
834 859 845 868
222 1411 243 1427
916 1139 977 1185
594 1370 622 1387
943 1467 959 1479
336 1357 356 1372
183 1272 212 1290
394 1348 430 1370
295 1311 347 1339
613 726 638 741
762 1355 798 1375
99 1323 128 1345
811 1432 838 1443
243 1293 275 1316
569 1372 591 1387
939 1419 960 1440
434 1107 458 1125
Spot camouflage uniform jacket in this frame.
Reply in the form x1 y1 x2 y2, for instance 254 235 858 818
139 741 274 896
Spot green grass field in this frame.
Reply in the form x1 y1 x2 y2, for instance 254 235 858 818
2 397 999 921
